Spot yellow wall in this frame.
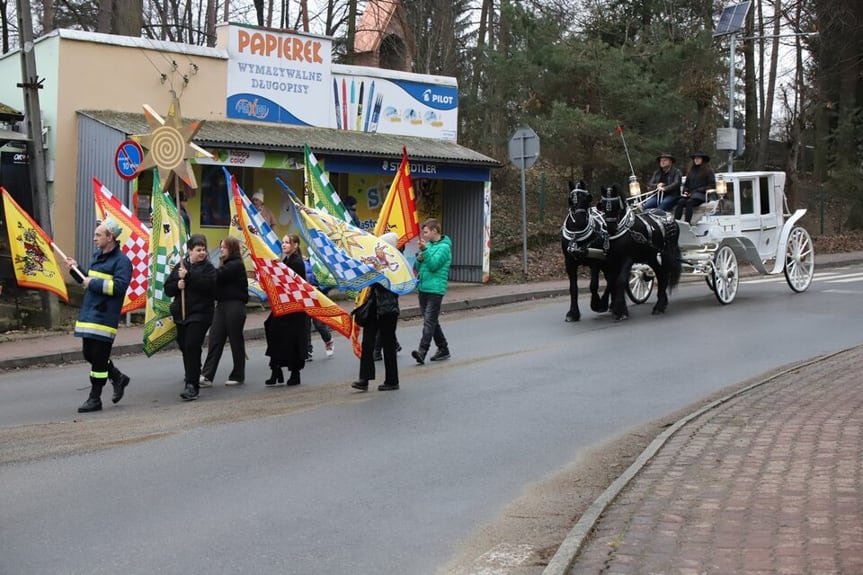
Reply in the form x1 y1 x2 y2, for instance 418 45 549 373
52 36 227 256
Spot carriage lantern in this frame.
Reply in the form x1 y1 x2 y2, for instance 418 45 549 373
627 175 641 198
715 174 728 197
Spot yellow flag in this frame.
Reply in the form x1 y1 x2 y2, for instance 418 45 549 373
1 187 68 302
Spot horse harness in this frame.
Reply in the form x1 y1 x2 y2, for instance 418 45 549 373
561 208 609 255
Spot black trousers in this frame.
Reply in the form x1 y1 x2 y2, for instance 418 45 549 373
82 338 112 379
360 314 398 386
202 300 247 381
177 321 210 386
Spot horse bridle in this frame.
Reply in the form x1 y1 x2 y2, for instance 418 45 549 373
599 190 634 240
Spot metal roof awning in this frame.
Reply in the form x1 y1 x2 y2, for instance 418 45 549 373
0 127 29 146
78 110 501 168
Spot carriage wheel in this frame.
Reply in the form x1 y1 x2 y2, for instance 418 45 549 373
705 273 715 292
712 245 738 305
627 264 655 304
784 227 815 293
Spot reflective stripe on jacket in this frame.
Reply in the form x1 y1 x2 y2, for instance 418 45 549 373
74 245 132 342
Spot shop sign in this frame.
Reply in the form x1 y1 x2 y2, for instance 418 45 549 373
324 156 490 182
225 24 333 127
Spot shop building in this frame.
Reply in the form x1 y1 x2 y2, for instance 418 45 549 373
0 23 498 284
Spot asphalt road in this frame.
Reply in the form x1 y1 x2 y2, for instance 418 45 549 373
1 265 862 575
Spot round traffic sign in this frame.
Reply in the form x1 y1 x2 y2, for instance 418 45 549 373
114 140 144 180
508 126 540 170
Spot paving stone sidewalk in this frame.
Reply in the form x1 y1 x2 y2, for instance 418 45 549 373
558 346 863 575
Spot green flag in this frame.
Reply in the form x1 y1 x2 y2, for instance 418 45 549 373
143 172 183 356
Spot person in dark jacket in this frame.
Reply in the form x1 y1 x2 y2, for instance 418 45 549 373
352 232 401 392
64 218 133 413
263 234 307 387
165 234 217 401
642 153 683 211
675 151 717 223
200 236 248 386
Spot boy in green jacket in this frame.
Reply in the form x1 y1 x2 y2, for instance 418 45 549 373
411 218 452 365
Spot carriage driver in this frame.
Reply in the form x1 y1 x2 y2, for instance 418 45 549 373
641 152 683 211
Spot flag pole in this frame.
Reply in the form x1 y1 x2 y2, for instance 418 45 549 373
173 175 186 320
50 242 87 281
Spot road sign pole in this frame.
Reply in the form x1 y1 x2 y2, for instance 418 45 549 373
521 157 528 276
508 126 540 278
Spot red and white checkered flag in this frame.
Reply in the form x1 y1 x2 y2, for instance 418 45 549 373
229 172 353 336
93 178 150 314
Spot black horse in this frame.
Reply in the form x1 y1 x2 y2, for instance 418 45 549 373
598 184 682 320
561 180 613 322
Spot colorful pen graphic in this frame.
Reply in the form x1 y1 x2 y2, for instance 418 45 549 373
363 81 375 132
356 81 364 131
369 93 383 133
341 79 348 130
333 79 341 130
350 79 355 123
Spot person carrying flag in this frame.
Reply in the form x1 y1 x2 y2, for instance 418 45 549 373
263 234 309 387
64 218 133 413
165 234 217 401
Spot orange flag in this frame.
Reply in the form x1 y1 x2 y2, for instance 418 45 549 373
1 187 69 301
93 178 150 313
351 147 421 357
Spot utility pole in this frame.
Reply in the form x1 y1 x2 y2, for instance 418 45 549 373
16 0 59 328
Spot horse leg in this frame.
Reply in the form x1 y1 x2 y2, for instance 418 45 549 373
563 250 581 322
589 263 608 313
651 257 670 315
610 257 630 321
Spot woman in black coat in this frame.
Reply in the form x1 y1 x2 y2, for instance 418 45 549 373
201 236 249 386
165 234 217 401
675 151 716 223
264 234 308 386
352 233 401 392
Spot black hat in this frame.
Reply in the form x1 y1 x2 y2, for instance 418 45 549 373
656 152 675 162
690 151 710 162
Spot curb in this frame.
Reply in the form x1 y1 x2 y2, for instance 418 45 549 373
540 344 862 575
0 288 568 372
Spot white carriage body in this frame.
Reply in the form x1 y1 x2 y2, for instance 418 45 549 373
628 170 815 305
678 171 804 272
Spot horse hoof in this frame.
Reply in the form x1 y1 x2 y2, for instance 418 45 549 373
652 308 666 315
614 314 628 322
565 314 580 323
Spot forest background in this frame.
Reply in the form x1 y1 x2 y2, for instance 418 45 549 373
2 0 862 280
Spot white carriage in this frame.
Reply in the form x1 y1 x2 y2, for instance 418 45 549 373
627 171 815 305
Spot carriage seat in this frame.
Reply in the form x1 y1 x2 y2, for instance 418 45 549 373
688 199 719 226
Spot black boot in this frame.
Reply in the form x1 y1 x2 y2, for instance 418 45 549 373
78 378 104 413
180 383 199 401
286 370 301 386
108 362 130 404
265 367 284 386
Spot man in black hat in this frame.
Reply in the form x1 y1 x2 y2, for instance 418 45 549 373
675 151 716 223
642 152 683 211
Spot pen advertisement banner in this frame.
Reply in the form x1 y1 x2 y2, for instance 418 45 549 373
330 71 458 141
226 24 332 127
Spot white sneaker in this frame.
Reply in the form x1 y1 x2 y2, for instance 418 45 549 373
225 379 244 386
325 341 335 357
199 376 213 388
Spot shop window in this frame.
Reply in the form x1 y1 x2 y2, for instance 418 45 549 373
200 166 233 227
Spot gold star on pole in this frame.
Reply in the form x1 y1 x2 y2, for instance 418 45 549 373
132 96 212 192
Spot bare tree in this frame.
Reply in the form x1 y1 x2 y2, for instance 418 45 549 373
756 0 781 166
